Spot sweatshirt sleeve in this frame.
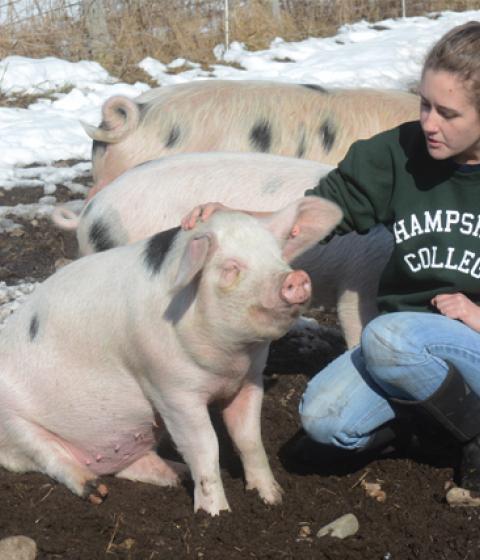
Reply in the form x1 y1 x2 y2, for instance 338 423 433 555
306 131 397 235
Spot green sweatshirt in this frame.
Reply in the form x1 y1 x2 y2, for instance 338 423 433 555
306 121 480 314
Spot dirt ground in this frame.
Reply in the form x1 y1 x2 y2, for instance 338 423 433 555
1 177 480 560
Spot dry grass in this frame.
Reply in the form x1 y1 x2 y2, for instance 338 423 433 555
1 0 480 83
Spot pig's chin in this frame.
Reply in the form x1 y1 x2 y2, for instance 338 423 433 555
247 302 306 340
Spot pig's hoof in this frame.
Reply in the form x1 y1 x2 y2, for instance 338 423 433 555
194 478 231 516
84 481 109 505
195 501 231 516
249 479 284 505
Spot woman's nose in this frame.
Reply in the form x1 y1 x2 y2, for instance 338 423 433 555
421 109 438 133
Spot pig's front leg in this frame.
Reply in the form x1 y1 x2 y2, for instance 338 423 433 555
156 395 230 515
222 378 283 506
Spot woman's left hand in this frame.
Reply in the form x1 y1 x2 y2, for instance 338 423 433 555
431 292 480 332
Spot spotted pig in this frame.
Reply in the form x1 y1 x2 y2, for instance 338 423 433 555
84 80 419 198
1 197 341 515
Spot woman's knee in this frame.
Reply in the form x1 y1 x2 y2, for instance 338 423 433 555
300 412 338 446
300 406 373 450
299 360 356 446
299 347 380 449
361 312 452 398
361 312 423 366
299 392 347 446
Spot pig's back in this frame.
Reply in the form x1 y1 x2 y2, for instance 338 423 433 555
0 245 141 358
80 152 333 250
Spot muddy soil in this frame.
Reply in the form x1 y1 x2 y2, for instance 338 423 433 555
1 179 479 560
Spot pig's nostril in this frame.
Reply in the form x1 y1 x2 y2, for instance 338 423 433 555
281 271 311 305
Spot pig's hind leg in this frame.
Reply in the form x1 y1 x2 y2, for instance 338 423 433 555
115 450 188 486
0 418 108 504
0 443 38 473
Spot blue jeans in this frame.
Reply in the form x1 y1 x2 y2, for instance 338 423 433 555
299 312 480 450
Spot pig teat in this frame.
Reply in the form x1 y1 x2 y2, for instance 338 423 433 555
280 270 311 305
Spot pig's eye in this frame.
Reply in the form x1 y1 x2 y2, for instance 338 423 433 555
219 260 242 289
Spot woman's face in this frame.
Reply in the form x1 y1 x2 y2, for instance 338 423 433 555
419 69 480 164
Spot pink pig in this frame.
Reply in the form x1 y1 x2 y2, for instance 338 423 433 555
0 197 341 515
52 152 393 348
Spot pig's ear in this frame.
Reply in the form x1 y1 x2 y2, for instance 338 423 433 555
260 197 343 263
170 232 217 293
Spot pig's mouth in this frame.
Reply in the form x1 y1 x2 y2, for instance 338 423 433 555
247 300 307 338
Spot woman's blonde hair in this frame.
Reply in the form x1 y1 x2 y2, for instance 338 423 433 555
423 21 480 112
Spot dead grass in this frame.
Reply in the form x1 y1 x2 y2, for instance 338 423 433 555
1 0 480 83
0 85 74 107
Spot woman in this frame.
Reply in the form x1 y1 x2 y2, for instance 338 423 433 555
182 21 480 490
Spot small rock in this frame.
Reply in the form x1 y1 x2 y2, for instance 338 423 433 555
446 486 480 507
0 535 37 560
298 524 311 538
317 513 359 539
361 480 387 502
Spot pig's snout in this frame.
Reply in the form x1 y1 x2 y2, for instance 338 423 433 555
280 270 311 305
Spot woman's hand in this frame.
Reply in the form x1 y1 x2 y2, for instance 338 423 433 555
181 202 232 230
431 293 480 332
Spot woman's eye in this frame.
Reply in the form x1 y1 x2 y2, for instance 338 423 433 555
439 110 457 120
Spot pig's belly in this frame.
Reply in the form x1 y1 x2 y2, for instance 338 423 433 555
19 377 165 475
4 356 165 475
56 421 160 476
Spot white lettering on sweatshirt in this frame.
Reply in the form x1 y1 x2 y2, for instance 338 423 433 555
393 210 480 244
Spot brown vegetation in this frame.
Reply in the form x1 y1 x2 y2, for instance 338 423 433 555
1 0 480 83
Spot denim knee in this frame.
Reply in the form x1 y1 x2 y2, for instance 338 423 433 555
361 312 422 367
300 402 374 450
300 402 344 446
299 372 355 446
361 312 448 398
299 346 397 448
